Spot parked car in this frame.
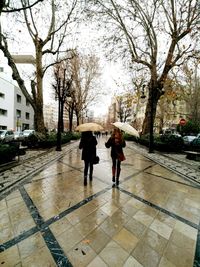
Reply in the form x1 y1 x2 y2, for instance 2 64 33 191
14 131 24 141
162 129 182 137
183 135 196 146
190 137 200 151
23 129 35 137
0 130 14 142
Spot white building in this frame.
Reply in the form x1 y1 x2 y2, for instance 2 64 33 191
0 68 34 131
44 102 58 131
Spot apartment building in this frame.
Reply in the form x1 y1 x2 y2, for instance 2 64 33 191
0 70 34 131
43 102 58 131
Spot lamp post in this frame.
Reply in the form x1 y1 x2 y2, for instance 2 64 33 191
149 88 154 153
85 109 88 123
56 105 62 151
56 79 62 151
141 84 146 100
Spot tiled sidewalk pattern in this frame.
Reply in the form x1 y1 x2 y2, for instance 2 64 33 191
127 142 200 184
0 137 199 266
0 143 78 196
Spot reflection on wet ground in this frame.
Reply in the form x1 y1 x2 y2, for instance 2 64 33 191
0 136 199 267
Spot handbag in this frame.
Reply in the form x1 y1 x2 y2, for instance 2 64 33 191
93 156 100 164
117 152 126 162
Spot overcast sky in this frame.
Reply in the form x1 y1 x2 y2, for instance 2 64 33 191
0 8 130 117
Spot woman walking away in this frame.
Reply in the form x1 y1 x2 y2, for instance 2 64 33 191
105 128 126 186
79 131 98 186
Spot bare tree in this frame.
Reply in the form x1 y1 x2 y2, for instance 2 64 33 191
116 93 133 122
156 78 179 131
0 0 81 134
173 60 200 123
86 0 200 134
0 0 43 13
52 62 72 132
65 52 102 126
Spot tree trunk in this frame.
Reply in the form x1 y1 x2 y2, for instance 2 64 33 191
141 86 161 135
60 101 64 132
67 100 75 132
158 117 164 133
77 116 80 126
69 106 74 132
75 110 80 126
35 43 45 134
34 99 45 132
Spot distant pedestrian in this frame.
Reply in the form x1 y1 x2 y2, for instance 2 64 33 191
79 131 98 186
105 128 126 186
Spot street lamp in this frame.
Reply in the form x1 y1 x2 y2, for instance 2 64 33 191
56 78 62 151
141 84 146 101
149 88 154 153
85 109 89 122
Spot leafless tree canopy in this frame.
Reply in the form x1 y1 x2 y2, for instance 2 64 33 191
0 0 44 13
85 0 200 134
64 52 102 125
0 0 82 133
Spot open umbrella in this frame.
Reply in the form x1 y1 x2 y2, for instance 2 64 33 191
112 122 139 137
76 122 104 132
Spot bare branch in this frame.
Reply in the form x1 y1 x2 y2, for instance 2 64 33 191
0 33 35 108
1 0 44 13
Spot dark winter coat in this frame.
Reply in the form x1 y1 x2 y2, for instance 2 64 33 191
79 132 97 162
105 137 126 160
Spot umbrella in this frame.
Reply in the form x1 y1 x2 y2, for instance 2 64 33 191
76 122 104 132
112 122 139 137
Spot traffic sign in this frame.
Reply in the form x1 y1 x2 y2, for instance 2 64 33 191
179 118 186 126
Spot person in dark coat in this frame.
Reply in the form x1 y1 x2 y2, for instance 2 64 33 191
105 128 126 186
79 131 98 186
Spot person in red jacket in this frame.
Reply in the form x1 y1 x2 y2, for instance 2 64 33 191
105 128 126 186
79 131 98 186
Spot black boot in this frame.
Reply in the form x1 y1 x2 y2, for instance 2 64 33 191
112 176 115 182
116 178 119 186
116 168 120 186
90 165 93 181
84 176 87 186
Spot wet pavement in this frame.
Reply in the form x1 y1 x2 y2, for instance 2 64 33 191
0 136 199 267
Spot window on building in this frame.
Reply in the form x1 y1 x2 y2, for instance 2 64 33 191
0 92 5 98
0 109 7 116
17 94 21 103
16 109 21 118
25 112 30 120
0 67 4 72
26 99 30 106
22 123 29 130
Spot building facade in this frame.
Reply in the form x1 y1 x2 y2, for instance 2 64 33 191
43 103 58 131
106 89 189 134
0 72 34 131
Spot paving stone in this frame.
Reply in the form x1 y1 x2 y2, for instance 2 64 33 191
127 143 200 184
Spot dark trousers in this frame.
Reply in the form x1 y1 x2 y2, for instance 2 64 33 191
112 157 121 178
84 160 93 178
